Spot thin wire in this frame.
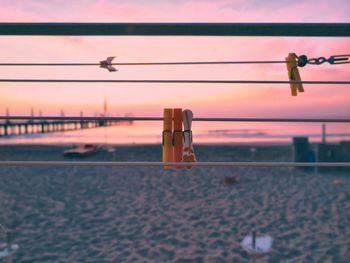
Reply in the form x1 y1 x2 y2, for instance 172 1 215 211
0 63 97 66
1 116 350 123
0 61 287 67
0 161 349 167
0 79 349 84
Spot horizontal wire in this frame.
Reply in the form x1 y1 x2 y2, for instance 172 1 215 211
0 61 287 66
0 79 350 84
0 63 97 66
0 161 350 167
1 116 350 123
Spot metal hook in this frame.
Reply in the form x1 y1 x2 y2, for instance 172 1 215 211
328 54 350 64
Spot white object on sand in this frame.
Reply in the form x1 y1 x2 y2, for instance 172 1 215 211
0 244 19 259
241 234 273 256
106 147 116 153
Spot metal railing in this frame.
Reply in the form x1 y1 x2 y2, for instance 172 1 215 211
0 22 350 167
0 23 349 36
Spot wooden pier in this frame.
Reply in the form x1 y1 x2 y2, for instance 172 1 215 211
0 119 131 137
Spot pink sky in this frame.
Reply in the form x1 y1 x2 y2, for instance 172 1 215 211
0 0 349 119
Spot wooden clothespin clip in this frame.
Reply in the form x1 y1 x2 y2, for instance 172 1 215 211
173 108 183 168
286 53 304 96
100 56 117 72
182 109 197 169
162 108 174 169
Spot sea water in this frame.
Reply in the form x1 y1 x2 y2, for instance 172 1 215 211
0 121 349 145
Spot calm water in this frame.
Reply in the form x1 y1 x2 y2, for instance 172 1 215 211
0 121 349 144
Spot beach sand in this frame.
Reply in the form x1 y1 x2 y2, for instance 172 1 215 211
0 144 350 262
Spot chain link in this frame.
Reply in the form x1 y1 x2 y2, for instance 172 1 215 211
297 54 350 67
307 57 328 65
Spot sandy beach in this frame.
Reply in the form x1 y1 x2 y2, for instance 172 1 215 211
0 144 349 262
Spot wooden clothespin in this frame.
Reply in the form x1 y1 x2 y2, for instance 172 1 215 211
162 108 173 169
173 108 183 168
286 53 304 96
182 109 197 169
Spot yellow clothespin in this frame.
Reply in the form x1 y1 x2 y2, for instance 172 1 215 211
286 53 304 96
